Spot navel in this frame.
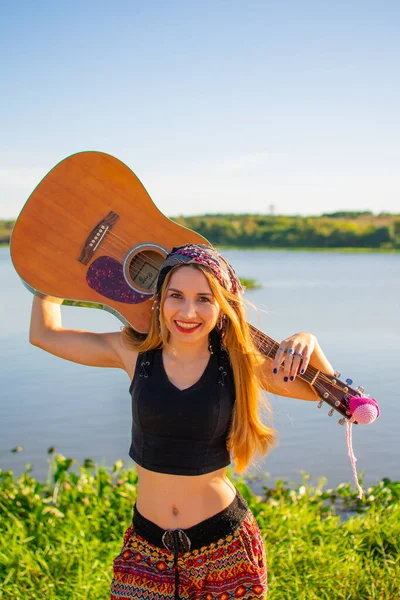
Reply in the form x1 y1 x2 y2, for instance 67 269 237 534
171 505 179 516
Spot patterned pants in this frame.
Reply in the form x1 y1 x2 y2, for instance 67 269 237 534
111 489 268 599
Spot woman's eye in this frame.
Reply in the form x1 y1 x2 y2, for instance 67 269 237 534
199 296 210 303
170 293 182 299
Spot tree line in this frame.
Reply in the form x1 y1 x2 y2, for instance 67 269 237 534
2 212 400 248
172 211 400 249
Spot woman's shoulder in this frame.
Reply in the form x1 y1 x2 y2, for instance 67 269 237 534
118 330 163 379
113 330 141 379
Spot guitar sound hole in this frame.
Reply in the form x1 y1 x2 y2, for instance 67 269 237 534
126 248 166 294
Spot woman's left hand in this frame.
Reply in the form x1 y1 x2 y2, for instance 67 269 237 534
271 332 316 382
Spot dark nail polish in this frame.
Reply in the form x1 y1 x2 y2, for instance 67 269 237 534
290 376 294 381
273 368 277 374
284 376 288 382
301 369 305 374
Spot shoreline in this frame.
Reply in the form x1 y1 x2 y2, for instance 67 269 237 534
1 243 399 253
218 246 400 253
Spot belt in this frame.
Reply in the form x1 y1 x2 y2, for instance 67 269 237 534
132 488 248 599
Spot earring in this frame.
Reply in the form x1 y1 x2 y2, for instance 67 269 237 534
217 314 227 335
208 334 214 354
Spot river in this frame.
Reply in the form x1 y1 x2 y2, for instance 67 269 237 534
1 247 398 494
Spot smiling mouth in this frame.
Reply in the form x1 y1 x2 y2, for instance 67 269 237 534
174 320 202 333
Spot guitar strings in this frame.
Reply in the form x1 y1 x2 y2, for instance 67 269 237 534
97 228 163 262
251 325 339 387
99 231 166 271
250 327 350 416
99 238 164 283
253 328 341 391
88 232 165 275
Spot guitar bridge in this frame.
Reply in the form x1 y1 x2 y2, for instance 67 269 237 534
78 211 119 265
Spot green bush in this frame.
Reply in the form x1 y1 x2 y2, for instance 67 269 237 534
1 454 399 599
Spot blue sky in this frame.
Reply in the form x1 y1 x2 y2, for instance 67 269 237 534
1 0 399 219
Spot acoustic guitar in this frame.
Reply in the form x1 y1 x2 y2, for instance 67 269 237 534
10 151 366 423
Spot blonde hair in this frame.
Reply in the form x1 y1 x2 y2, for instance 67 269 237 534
122 264 276 473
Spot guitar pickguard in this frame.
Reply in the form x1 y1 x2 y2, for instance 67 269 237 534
86 256 148 304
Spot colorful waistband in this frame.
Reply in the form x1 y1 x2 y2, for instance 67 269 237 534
132 487 249 554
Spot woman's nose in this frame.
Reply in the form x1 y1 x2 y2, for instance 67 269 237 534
181 301 197 319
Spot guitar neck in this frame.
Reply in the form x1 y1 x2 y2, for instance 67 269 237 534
248 323 319 386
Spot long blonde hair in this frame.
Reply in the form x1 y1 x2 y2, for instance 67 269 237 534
123 263 276 473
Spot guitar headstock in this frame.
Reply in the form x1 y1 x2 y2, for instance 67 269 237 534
313 371 365 424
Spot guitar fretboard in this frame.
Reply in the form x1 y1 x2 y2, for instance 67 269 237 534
248 323 319 385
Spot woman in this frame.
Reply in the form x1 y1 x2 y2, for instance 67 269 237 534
30 244 334 599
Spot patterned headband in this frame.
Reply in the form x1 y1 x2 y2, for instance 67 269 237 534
155 244 244 296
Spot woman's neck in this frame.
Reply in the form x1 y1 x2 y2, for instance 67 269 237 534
164 335 210 362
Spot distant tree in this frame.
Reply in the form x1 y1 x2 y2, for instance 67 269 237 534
322 211 373 219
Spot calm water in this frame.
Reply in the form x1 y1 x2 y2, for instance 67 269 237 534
1 247 399 494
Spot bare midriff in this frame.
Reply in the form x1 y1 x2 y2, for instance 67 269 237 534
135 464 237 530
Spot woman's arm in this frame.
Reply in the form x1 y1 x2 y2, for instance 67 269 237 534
256 333 335 401
29 296 135 371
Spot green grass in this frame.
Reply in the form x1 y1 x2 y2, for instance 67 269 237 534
239 276 262 290
62 299 105 309
1 454 399 599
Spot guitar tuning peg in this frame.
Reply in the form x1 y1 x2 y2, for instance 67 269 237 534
334 371 341 378
317 400 323 408
356 386 365 394
345 378 353 385
328 408 334 417
338 418 346 425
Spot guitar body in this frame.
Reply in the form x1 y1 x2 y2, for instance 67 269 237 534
11 151 207 332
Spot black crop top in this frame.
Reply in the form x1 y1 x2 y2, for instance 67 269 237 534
128 339 236 476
